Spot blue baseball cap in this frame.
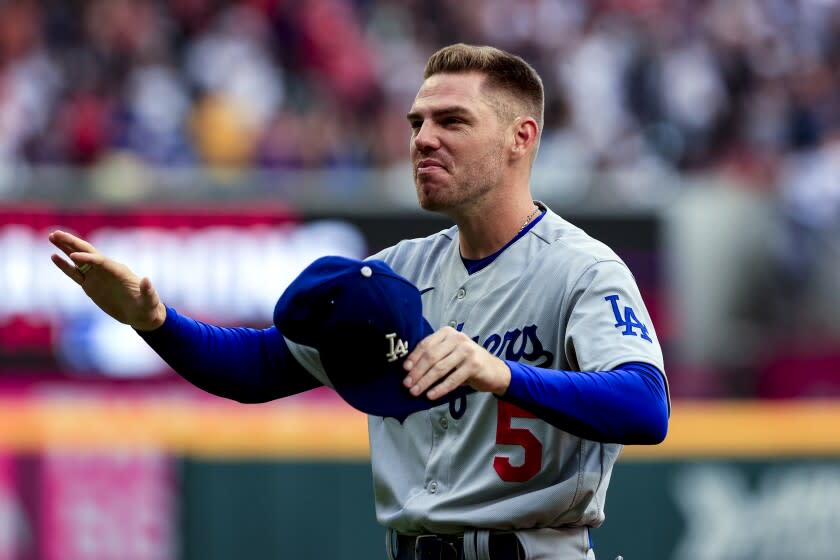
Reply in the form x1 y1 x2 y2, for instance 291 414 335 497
273 256 473 421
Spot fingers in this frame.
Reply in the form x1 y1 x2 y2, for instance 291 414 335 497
48 231 77 257
404 327 451 372
426 363 472 400
404 327 471 399
48 230 98 256
50 253 85 285
68 251 106 268
49 230 105 275
403 327 453 384
50 250 109 285
403 326 512 399
407 344 464 397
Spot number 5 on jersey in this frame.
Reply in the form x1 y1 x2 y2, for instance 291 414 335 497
494 401 542 482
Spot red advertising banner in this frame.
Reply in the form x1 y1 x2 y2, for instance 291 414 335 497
0 206 367 377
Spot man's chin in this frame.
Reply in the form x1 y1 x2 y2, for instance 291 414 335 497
416 183 450 212
419 200 445 212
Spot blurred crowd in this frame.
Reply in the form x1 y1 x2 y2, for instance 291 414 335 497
0 0 837 180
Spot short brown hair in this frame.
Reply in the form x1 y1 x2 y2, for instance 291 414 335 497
424 43 544 131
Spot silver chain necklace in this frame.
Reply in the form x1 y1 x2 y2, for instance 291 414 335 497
518 205 541 232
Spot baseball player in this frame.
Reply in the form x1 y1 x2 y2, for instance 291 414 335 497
49 44 669 559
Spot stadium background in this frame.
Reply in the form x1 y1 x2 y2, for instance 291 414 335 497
1 0 839 558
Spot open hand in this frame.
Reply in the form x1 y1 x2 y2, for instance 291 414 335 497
49 230 167 331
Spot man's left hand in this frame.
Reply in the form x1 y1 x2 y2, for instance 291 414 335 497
402 326 511 400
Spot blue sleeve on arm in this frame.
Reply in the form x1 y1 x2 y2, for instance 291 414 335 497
502 361 669 444
136 306 322 403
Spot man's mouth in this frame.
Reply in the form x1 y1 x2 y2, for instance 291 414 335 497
416 159 447 174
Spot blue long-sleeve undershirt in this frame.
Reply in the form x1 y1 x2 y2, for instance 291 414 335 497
136 306 321 403
503 361 669 444
138 307 668 444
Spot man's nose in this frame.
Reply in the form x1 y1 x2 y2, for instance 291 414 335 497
413 122 440 152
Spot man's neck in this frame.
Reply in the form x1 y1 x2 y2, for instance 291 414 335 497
455 197 539 259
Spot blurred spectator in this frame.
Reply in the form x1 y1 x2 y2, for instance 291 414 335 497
0 0 60 188
189 92 256 169
772 126 840 333
184 3 283 131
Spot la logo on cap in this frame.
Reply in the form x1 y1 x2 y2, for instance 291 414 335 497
385 333 409 363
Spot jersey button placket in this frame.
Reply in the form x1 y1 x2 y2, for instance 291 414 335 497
428 481 438 494
456 287 466 300
439 417 449 430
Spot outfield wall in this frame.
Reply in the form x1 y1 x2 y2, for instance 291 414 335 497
1 391 838 560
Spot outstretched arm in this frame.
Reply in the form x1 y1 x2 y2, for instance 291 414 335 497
137 308 321 402
49 230 321 402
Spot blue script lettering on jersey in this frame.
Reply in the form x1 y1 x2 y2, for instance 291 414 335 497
604 294 652 342
456 323 554 367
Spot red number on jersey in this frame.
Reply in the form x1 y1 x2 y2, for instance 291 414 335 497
493 401 543 482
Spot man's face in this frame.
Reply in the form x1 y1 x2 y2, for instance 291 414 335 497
407 72 508 213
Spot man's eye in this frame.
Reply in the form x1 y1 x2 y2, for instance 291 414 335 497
409 121 422 130
443 117 461 126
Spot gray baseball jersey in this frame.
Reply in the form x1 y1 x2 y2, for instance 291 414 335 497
286 204 665 535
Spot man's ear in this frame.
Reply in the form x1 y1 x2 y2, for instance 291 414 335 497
510 117 539 161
